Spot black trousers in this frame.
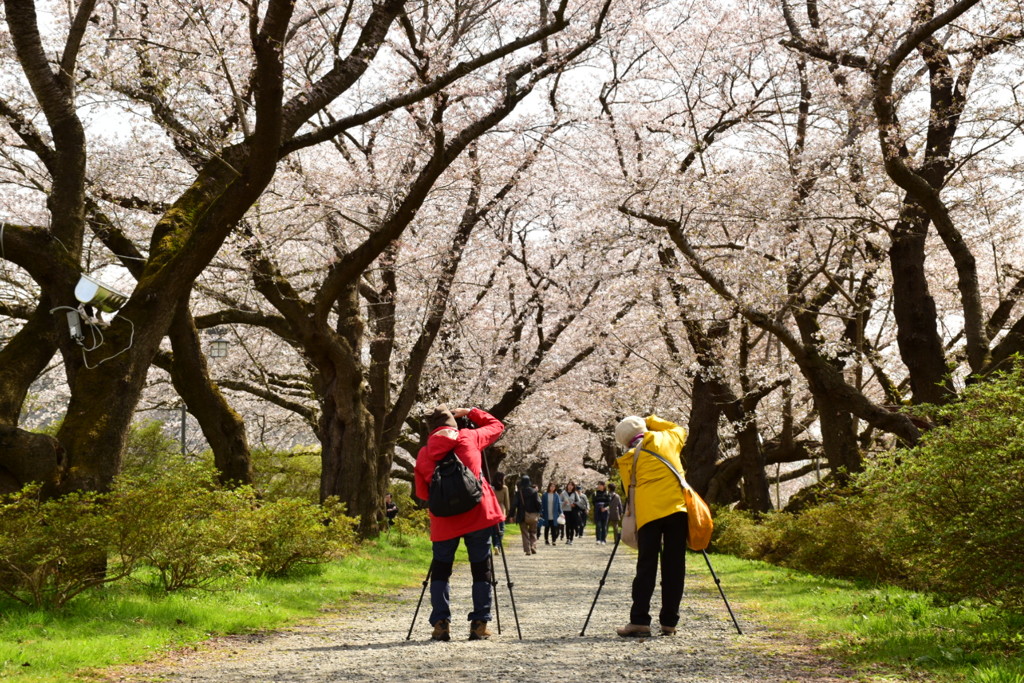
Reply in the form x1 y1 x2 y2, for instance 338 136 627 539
543 519 558 543
630 511 688 628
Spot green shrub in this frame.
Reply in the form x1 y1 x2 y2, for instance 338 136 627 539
860 367 1024 609
242 497 357 577
712 499 902 583
0 485 133 608
112 464 257 591
120 419 182 478
720 367 1024 609
251 446 321 501
0 456 366 607
387 482 429 536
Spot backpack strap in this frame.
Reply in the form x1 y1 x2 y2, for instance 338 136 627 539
625 444 642 516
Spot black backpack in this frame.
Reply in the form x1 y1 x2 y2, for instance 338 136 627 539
428 450 483 517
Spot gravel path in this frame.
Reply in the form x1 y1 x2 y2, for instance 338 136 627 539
110 535 867 682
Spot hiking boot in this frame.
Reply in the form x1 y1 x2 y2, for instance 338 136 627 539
616 623 651 638
431 620 450 641
469 620 492 640
660 625 677 636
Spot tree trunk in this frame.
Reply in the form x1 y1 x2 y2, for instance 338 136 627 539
319 391 385 536
888 203 953 404
54 301 176 493
682 374 720 498
734 420 772 512
165 306 252 487
0 305 59 424
816 397 861 481
0 425 65 496
315 284 385 536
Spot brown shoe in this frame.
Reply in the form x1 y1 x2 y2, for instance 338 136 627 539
660 625 677 636
469 619 492 640
431 620 450 641
616 623 651 638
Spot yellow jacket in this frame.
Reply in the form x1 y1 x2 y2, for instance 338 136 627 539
616 415 688 530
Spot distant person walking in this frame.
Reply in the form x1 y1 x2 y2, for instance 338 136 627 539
414 406 505 642
561 482 586 545
613 415 689 638
541 482 563 545
607 482 624 543
508 475 542 555
591 481 611 544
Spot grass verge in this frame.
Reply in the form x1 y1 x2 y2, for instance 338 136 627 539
0 531 438 683
701 553 1024 682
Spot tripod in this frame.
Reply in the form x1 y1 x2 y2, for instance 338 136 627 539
405 526 522 640
481 451 522 639
579 537 742 636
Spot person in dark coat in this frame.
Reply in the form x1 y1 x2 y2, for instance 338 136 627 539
591 481 611 544
384 493 399 526
507 474 542 555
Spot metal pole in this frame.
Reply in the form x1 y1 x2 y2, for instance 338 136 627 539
488 546 502 635
179 403 187 455
495 537 521 639
406 564 433 640
580 535 621 636
701 550 742 635
480 449 521 639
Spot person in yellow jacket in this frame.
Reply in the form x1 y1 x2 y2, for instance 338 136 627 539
613 414 688 637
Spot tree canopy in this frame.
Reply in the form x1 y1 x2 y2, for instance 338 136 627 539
3 0 1024 531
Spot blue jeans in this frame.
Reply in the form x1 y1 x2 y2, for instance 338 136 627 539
595 510 609 542
429 526 494 625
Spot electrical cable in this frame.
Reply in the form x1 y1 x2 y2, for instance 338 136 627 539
81 315 134 370
49 304 135 368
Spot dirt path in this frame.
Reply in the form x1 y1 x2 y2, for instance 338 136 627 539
108 535 865 682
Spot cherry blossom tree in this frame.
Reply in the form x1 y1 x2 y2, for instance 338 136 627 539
0 0 611 513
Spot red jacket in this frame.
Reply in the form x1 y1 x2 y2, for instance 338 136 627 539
415 407 506 542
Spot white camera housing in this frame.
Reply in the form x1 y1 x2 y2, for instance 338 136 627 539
74 274 128 313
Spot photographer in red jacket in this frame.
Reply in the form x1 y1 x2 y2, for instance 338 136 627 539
414 406 505 641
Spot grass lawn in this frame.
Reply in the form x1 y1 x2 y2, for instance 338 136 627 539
700 552 1024 682
4 528 1021 683
0 531 438 683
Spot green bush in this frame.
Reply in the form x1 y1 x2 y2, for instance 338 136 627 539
0 485 134 608
860 367 1024 609
113 465 257 591
242 497 357 577
0 455 365 607
718 367 1024 609
251 446 321 501
120 419 182 478
713 499 901 583
387 482 429 535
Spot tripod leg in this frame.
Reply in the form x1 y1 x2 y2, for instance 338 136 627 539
701 550 742 635
406 564 433 640
488 544 502 635
495 539 522 639
580 536 621 636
